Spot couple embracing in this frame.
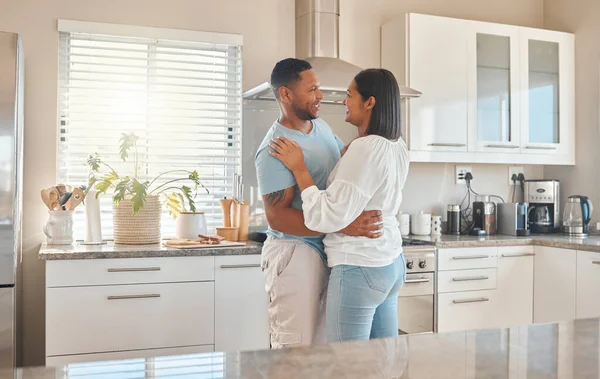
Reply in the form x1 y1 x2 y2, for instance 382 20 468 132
255 58 410 347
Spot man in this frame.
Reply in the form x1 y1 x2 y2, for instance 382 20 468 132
255 58 383 348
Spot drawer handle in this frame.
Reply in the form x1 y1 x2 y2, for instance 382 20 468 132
452 255 489 260
220 264 261 269
428 143 466 147
524 145 557 150
501 253 535 258
592 261 600 265
452 297 489 304
405 278 430 284
452 276 489 282
485 144 519 149
107 267 161 273
107 294 161 300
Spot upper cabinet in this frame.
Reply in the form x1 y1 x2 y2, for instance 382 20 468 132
381 13 575 165
467 21 521 153
405 14 469 152
520 28 575 159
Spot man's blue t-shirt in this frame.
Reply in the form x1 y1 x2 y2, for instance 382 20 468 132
255 118 345 261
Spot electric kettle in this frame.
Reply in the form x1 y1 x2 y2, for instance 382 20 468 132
563 195 593 237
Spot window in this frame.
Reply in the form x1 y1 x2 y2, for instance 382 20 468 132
57 21 243 240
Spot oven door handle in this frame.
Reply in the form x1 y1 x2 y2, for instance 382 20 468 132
405 277 430 284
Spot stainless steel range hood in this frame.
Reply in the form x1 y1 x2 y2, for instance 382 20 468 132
242 0 421 104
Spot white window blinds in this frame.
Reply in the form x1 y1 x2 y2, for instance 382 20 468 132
57 24 243 240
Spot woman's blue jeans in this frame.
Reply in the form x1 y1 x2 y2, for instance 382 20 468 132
326 254 406 342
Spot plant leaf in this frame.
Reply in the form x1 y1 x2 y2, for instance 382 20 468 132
87 153 101 172
119 133 138 162
95 171 119 195
86 176 98 198
131 179 148 215
181 185 197 214
113 176 132 205
163 193 183 219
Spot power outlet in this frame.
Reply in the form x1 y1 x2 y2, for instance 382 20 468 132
508 167 524 185
456 166 472 184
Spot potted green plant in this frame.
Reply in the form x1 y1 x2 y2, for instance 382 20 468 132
87 132 208 245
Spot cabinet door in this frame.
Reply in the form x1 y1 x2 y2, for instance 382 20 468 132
576 250 600 319
438 289 500 333
408 13 469 152
214 255 269 352
533 247 576 323
520 28 575 159
496 247 534 327
468 21 521 152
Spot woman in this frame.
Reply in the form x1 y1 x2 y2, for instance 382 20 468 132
268 68 410 342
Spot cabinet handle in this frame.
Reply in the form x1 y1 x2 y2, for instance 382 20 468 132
452 276 489 282
405 277 430 284
452 255 489 260
428 143 466 147
107 294 161 300
453 297 489 304
524 145 557 150
485 144 520 149
220 264 261 269
501 253 535 258
592 261 600 265
107 267 161 272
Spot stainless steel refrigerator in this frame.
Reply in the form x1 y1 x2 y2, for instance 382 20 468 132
0 31 24 372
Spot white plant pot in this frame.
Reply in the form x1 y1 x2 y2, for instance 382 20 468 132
175 212 208 240
43 210 74 245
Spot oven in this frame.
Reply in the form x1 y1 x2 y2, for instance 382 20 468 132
397 241 437 334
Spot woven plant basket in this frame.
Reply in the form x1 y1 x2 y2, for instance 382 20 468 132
113 194 162 245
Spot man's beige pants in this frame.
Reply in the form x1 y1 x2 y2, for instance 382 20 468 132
260 236 329 348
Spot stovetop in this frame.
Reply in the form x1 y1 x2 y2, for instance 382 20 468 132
402 238 435 246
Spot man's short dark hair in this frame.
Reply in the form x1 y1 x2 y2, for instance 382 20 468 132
270 58 313 99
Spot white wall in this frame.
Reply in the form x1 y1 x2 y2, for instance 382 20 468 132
0 0 545 366
543 0 600 224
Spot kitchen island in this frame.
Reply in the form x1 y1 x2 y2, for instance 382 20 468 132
6 317 600 378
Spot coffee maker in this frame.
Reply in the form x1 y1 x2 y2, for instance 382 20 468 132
524 180 560 233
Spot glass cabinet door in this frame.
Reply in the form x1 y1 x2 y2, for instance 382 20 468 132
477 33 512 143
468 23 520 152
520 28 574 158
527 40 560 144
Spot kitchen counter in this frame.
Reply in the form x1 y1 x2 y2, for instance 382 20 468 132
7 317 600 378
409 233 600 252
38 240 262 260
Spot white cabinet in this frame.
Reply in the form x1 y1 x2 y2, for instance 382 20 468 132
437 246 535 333
215 255 269 352
436 247 500 333
381 13 575 165
405 13 469 152
576 250 600 319
438 289 501 333
467 21 522 153
496 246 534 327
46 253 268 365
533 247 576 323
520 28 575 163
46 282 214 356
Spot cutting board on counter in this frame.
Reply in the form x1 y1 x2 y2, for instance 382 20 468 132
163 240 247 249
